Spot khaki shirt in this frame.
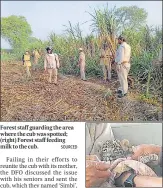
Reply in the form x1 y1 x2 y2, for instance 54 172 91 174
115 42 131 65
79 52 85 64
100 49 111 65
33 50 40 59
44 53 59 69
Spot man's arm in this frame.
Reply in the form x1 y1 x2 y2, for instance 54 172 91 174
115 171 162 187
86 158 126 188
86 160 112 188
131 144 162 164
55 54 60 69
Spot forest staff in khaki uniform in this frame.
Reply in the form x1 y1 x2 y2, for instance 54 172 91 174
22 51 32 78
115 36 131 98
99 43 112 82
44 47 60 85
78 48 86 81
32 48 40 70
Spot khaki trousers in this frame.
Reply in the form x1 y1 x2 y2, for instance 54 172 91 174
101 63 111 80
33 57 39 70
80 64 86 80
48 68 58 83
117 63 131 94
26 66 31 77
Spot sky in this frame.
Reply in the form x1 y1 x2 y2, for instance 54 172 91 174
1 1 162 48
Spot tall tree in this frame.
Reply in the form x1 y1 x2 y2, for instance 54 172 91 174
116 6 148 31
1 15 32 51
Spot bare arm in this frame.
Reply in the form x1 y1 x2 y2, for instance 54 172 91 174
134 176 162 187
131 144 162 166
115 171 162 187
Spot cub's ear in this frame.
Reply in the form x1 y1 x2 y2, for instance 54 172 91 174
120 139 130 146
120 139 130 151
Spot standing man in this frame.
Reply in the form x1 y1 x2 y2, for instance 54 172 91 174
22 50 32 78
115 36 131 98
44 47 60 85
32 48 40 71
78 48 86 81
99 43 112 82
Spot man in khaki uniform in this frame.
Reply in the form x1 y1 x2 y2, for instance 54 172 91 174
100 43 112 82
22 51 32 78
32 48 40 70
44 47 60 85
78 48 86 81
115 36 131 98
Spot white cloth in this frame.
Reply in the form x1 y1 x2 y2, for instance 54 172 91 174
86 123 115 160
115 42 131 65
44 53 59 69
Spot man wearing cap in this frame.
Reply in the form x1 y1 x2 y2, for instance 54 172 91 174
78 48 86 81
44 47 60 84
99 43 112 82
115 36 131 98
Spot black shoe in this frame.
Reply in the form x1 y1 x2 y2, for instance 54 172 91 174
117 90 122 94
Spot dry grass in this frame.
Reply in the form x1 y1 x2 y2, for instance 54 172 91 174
1 61 162 121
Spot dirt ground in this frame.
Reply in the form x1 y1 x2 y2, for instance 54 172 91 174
1 61 162 121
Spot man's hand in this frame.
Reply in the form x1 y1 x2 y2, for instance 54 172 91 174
44 68 47 73
86 160 112 188
131 144 161 161
86 155 100 162
86 157 126 188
